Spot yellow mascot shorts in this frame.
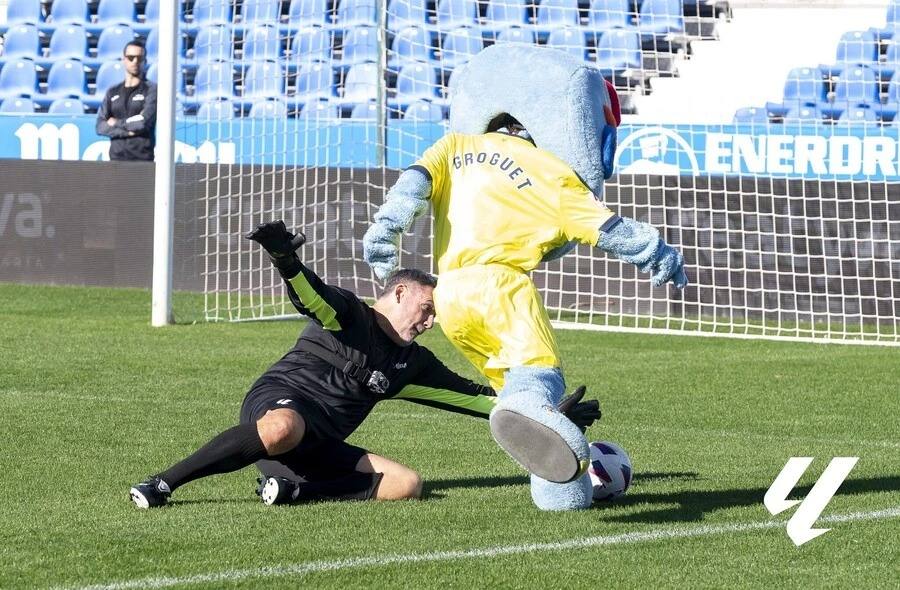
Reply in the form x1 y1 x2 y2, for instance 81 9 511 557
434 264 561 390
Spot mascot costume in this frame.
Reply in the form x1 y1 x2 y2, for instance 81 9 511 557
363 44 688 510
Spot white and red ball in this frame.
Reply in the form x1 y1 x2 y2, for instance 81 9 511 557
587 440 633 501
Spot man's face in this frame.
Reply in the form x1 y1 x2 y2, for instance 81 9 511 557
391 283 436 345
123 46 145 77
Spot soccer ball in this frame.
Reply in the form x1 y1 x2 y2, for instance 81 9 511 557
587 440 633 501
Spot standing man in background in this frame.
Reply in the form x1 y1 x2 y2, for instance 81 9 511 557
95 40 157 161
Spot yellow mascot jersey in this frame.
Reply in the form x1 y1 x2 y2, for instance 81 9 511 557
413 132 616 274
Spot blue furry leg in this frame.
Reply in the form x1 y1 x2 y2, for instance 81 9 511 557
489 366 590 483
531 473 593 511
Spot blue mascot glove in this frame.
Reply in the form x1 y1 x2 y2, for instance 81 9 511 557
363 222 400 281
597 217 688 289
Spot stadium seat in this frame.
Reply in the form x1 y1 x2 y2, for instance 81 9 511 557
249 97 288 118
94 25 136 64
594 28 642 77
732 106 768 123
535 0 581 34
483 0 529 35
337 0 378 28
191 25 232 63
783 67 826 104
241 0 281 25
439 27 483 70
44 58 87 101
0 97 37 113
837 104 878 124
494 27 536 45
388 26 434 69
782 104 823 124
298 101 340 119
242 24 282 62
546 28 588 61
0 58 38 99
289 26 332 65
93 60 124 93
197 98 236 119
191 0 233 27
393 62 438 107
290 61 335 107
48 97 86 113
96 0 136 26
404 99 444 121
146 29 187 63
143 0 160 25
387 0 428 33
350 101 377 119
49 24 89 60
339 26 378 66
831 64 880 111
436 0 479 30
48 0 89 25
7 0 43 25
828 30 879 77
286 0 330 29
242 60 283 99
1 24 41 61
193 61 235 101
638 0 685 38
588 0 632 32
146 63 186 94
340 62 378 103
878 39 900 80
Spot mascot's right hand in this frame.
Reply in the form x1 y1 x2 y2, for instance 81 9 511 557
598 217 688 290
363 223 400 280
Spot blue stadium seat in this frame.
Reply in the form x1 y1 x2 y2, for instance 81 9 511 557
286 0 329 29
825 30 879 77
594 28 641 77
299 101 340 119
191 0 233 27
242 24 282 61
763 67 824 117
837 104 878 124
339 26 378 66
436 0 479 30
192 25 232 63
49 0 89 25
94 25 136 64
7 0 43 25
82 60 123 108
546 28 588 61
96 0 136 26
337 0 378 28
782 104 823 124
832 64 880 107
878 39 900 80
0 57 38 99
484 0 528 35
0 97 37 113
387 0 428 33
146 29 187 63
290 26 332 65
48 97 85 113
350 101 377 119
143 0 160 24
404 99 443 121
393 62 438 107
44 58 86 100
197 98 236 119
49 24 89 60
241 0 281 25
732 106 768 124
2 24 41 61
193 61 235 101
242 60 283 99
440 27 483 70
249 97 288 118
146 62 186 94
494 27 536 45
588 0 631 32
290 61 335 106
388 26 434 69
638 0 685 38
536 0 581 34
340 61 378 103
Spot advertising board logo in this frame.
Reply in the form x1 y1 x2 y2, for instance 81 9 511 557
615 126 700 175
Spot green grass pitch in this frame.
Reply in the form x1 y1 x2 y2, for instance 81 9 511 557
1 283 898 589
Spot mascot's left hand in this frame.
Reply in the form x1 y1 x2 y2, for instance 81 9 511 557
598 217 688 290
363 223 400 280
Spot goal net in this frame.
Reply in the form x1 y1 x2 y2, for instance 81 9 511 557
174 0 899 345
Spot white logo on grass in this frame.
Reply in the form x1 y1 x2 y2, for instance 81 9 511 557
764 457 858 546
276 399 293 406
616 127 700 175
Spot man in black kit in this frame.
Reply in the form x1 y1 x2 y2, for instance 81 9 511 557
130 221 600 508
95 40 157 161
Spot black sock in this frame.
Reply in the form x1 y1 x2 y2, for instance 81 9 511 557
295 472 384 503
158 424 267 492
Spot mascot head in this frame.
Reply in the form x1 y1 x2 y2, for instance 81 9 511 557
448 43 621 199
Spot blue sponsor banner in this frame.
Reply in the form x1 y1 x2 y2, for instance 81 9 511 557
2 115 899 180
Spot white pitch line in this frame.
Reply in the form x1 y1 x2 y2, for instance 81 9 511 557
633 425 900 450
61 506 900 590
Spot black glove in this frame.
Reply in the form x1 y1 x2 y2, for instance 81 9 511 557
558 385 601 433
245 221 306 263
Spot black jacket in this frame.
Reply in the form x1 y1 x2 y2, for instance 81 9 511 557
95 79 157 161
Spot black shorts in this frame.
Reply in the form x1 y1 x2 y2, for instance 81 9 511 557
240 381 368 482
